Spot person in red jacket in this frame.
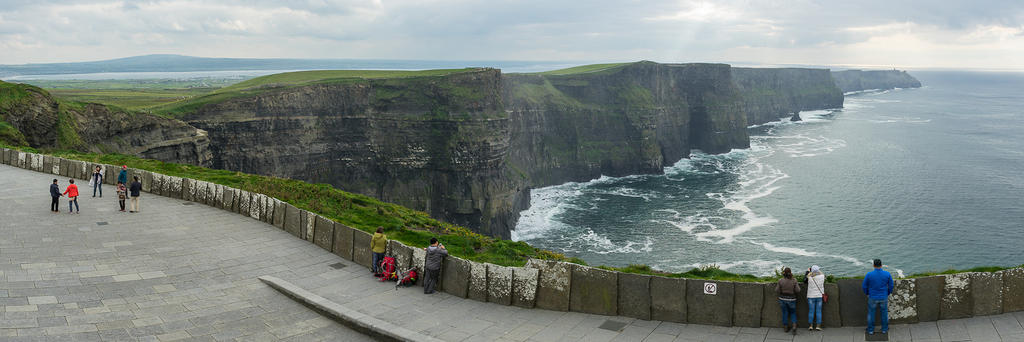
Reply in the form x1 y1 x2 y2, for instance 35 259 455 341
63 179 80 214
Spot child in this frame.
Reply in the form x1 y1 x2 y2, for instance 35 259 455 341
117 182 127 212
63 179 80 214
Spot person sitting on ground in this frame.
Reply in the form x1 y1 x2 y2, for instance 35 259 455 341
63 179 79 214
50 179 62 213
422 238 448 294
862 259 893 335
129 176 142 213
371 227 388 274
777 267 801 333
806 265 826 331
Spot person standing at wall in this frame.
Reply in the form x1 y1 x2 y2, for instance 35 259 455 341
49 179 62 213
862 259 894 335
806 265 826 331
63 179 79 214
371 227 388 274
422 238 447 294
91 165 104 197
777 267 801 333
129 176 142 213
117 165 128 185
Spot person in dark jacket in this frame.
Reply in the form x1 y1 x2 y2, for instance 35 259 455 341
91 165 103 197
862 259 894 335
49 179 62 212
129 176 142 213
117 165 128 185
422 238 448 294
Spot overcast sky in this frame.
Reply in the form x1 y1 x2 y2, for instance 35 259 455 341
1 0 1023 70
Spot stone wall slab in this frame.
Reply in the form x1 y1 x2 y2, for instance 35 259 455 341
822 283 841 328
487 264 513 306
141 171 153 192
237 190 251 216
42 156 53 176
181 178 194 201
512 267 539 309
839 278 868 326
313 215 334 251
441 257 471 298
303 211 315 242
332 223 354 260
890 278 918 324
760 283 780 328
570 266 617 316
283 204 302 238
272 199 285 228
468 260 488 302
733 282 763 328
617 273 651 320
411 248 426 285
388 240 412 271
1001 268 1024 313
941 272 972 320
971 272 1003 316
651 276 687 323
352 229 373 268
916 275 944 322
524 259 572 312
687 280 733 326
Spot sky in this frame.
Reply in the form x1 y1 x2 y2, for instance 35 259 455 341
1 0 1023 70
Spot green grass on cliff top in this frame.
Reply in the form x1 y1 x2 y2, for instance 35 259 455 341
534 62 630 75
149 68 484 118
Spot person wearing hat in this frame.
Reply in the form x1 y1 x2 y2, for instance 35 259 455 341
862 259 893 335
806 265 826 331
117 165 128 185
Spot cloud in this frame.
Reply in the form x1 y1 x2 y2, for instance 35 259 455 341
0 0 1022 70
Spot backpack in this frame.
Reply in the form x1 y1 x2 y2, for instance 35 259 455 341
396 267 418 289
377 256 397 282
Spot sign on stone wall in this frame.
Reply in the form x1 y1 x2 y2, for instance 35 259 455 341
704 282 718 295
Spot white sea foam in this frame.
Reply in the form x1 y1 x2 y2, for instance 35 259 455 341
749 241 867 267
563 228 655 255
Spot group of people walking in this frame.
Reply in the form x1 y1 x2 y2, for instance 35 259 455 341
48 165 143 213
776 259 894 335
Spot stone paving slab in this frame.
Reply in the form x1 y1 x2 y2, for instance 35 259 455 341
5 163 1024 342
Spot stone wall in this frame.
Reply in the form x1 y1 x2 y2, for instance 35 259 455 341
2 146 1021 327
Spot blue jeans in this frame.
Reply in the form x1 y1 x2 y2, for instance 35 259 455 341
808 297 823 325
867 298 889 333
372 252 385 274
68 197 79 212
779 299 797 326
93 178 102 196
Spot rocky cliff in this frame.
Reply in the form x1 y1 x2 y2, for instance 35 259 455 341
504 62 749 188
733 68 844 125
0 81 212 165
831 69 922 93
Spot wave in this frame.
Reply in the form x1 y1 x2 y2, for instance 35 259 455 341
750 241 867 267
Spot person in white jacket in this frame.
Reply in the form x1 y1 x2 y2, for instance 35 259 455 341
806 265 826 331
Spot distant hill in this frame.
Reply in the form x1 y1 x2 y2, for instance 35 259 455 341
0 54 574 78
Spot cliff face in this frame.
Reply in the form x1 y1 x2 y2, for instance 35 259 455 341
0 81 212 165
733 68 844 126
505 62 749 187
831 69 922 93
184 69 528 238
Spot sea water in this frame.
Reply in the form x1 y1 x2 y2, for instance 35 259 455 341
513 71 1024 277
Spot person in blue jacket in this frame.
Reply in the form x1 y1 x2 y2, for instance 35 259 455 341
862 258 894 335
117 165 128 185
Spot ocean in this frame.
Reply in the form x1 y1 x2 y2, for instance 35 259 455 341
512 71 1024 277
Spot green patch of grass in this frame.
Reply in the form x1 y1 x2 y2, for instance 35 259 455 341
0 119 28 147
602 264 779 282
150 68 488 118
535 63 631 76
46 88 215 110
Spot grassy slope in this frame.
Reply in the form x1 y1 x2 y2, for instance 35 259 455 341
150 68 484 118
534 62 630 75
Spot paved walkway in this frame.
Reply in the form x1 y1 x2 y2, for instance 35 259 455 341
4 164 1024 341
